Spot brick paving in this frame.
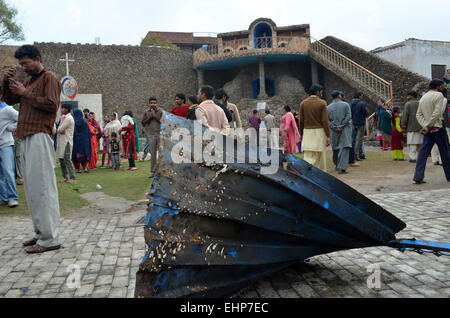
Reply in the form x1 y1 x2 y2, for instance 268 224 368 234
0 189 449 298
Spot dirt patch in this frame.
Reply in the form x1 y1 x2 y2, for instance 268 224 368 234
333 147 449 195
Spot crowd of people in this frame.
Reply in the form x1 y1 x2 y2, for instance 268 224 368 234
1 44 449 255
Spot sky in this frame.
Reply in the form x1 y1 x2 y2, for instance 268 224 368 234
6 0 450 51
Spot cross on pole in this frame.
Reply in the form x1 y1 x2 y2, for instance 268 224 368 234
59 53 75 77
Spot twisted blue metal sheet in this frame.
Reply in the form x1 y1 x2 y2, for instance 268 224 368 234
136 112 407 298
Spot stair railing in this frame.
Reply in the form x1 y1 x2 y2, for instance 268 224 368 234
310 36 394 104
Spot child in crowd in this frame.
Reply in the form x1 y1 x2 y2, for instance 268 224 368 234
391 107 405 161
110 132 121 170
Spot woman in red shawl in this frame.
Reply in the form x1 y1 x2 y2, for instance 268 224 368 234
121 111 138 171
280 105 300 154
87 114 99 170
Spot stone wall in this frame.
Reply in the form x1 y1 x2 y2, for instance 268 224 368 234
319 36 430 107
203 61 310 128
34 42 197 127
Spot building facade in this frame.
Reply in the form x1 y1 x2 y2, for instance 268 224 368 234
371 38 450 79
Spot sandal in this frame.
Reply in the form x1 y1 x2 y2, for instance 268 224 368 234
24 244 61 254
413 180 426 185
23 238 38 247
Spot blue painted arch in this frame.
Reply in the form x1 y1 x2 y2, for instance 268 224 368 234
253 22 273 48
253 77 275 99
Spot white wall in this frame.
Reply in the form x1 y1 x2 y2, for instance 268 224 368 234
61 94 103 122
373 39 450 79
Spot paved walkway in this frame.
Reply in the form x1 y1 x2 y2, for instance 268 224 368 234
0 189 449 298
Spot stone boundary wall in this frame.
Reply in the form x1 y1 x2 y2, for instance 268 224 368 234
34 42 197 127
319 36 430 107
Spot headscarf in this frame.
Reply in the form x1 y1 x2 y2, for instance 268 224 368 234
104 112 122 138
121 115 134 133
131 116 140 153
72 108 92 160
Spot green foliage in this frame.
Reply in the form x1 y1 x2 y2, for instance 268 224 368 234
0 0 24 43
141 34 179 50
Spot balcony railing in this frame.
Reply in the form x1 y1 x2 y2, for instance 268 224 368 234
222 38 250 50
254 36 273 49
194 36 310 67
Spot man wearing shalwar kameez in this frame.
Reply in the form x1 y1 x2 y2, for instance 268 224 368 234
328 91 353 174
402 91 423 163
299 84 331 172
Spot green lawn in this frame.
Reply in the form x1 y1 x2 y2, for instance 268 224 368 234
294 148 396 175
0 160 153 218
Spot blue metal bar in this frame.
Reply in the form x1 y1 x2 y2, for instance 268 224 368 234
388 238 450 256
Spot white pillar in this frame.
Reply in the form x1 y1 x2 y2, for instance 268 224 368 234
197 69 205 89
258 57 267 99
311 60 320 85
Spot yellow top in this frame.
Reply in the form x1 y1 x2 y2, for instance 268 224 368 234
395 117 403 133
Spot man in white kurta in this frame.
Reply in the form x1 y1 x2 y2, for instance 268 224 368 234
56 104 75 182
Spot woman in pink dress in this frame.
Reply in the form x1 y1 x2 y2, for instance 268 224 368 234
280 105 300 154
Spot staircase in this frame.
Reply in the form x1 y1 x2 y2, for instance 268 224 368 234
309 36 393 105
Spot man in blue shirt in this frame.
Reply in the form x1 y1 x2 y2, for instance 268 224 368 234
350 91 369 161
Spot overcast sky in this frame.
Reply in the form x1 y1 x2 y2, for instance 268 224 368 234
6 0 450 51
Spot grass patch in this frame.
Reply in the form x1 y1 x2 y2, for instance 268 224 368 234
0 160 152 218
293 148 396 174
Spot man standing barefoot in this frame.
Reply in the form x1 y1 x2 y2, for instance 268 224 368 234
2 45 62 254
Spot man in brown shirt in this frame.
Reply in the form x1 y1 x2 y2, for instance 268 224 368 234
2 45 62 254
142 96 162 178
299 84 331 171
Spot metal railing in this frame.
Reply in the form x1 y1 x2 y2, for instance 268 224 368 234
310 36 393 104
206 44 218 55
254 36 273 49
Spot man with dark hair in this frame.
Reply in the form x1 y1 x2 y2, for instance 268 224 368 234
196 85 229 134
0 85 19 208
328 90 353 174
402 91 423 163
142 96 162 178
264 109 277 148
413 79 450 184
2 44 62 253
350 91 368 161
56 103 75 183
83 108 90 119
213 88 233 124
171 93 189 118
299 84 331 171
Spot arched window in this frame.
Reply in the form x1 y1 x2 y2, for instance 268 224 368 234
253 23 273 49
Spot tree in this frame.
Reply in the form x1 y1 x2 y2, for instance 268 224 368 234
141 34 179 50
0 0 24 44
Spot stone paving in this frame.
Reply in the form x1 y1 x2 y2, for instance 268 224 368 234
241 188 450 298
0 188 449 298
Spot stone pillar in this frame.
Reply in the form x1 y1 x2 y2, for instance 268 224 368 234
218 38 223 54
258 57 267 99
197 69 205 90
311 60 320 85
